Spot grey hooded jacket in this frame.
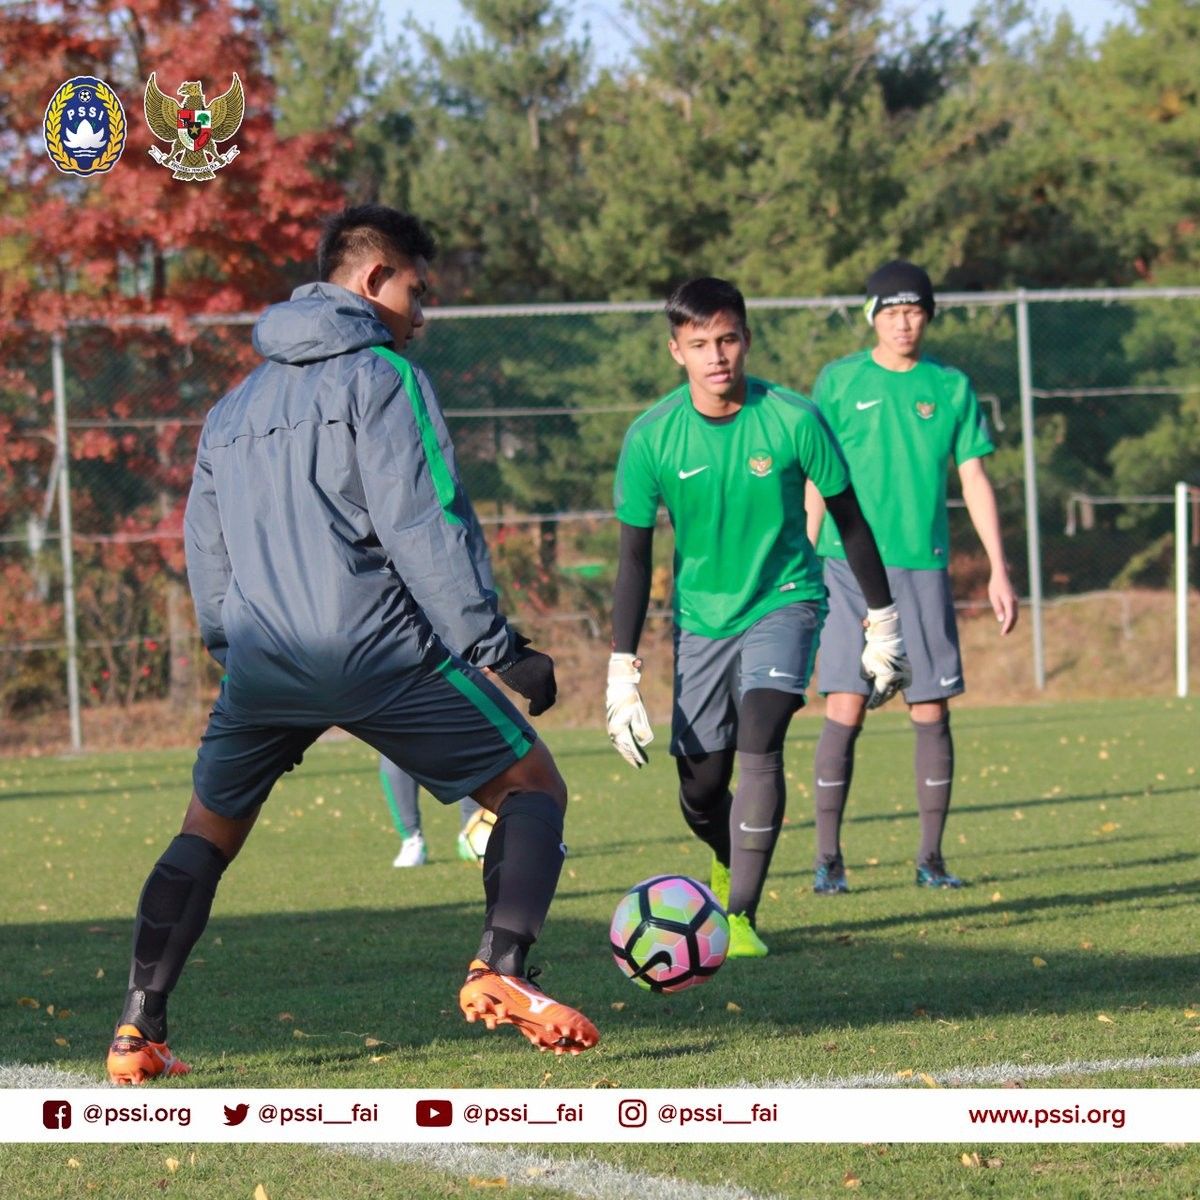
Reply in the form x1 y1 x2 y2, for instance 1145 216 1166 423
183 282 515 724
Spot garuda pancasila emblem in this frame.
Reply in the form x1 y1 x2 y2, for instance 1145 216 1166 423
144 72 244 182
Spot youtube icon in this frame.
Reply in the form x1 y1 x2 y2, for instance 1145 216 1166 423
415 1099 453 1127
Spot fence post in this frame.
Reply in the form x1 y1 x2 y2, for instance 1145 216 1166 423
1016 291 1046 690
51 333 83 751
1177 481 1190 699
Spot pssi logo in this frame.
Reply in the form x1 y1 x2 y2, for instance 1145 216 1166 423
43 77 126 176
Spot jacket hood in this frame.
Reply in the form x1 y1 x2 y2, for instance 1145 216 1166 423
252 282 392 365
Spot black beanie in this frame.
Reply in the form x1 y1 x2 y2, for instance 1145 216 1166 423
863 260 935 325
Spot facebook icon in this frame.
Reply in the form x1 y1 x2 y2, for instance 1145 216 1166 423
42 1100 72 1130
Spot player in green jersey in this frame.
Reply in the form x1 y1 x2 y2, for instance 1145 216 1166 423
606 277 911 957
805 260 1019 893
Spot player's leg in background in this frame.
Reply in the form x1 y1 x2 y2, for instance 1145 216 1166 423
911 699 962 886
457 796 485 860
904 568 965 887
811 558 872 893
380 755 427 867
813 693 867 893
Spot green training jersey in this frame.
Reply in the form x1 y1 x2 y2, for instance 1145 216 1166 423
614 376 850 638
813 351 994 570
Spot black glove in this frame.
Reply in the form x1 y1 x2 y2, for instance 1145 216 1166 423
495 635 557 717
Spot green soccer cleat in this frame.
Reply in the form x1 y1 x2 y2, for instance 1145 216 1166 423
813 853 850 895
710 856 730 910
726 912 769 958
915 855 965 889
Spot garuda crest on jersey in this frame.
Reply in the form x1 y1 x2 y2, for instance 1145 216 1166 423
144 72 244 181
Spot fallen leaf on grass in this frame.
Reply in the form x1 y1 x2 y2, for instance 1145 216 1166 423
468 1176 507 1188
896 1068 914 1079
726 1001 742 1013
254 1186 269 1200
865 857 880 866
1184 1009 1198 1020
292 1029 310 1039
277 1013 293 1022
364 1037 382 1048
1080 941 1094 950
920 1073 939 1088
610 1001 626 1011
962 1152 981 1168
1031 956 1048 968
843 1172 861 1189
54 1037 69 1047
67 1158 81 1169
95 969 104 979
990 892 1003 903
1097 822 1119 834
1097 1013 1115 1024
165 1158 180 1174
17 997 39 1009
589 1078 619 1088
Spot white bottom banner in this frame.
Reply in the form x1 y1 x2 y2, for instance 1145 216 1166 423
8 1088 1197 1143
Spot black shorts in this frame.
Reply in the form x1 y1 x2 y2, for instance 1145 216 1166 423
193 653 535 819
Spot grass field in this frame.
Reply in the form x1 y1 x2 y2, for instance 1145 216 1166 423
2 697 1198 1198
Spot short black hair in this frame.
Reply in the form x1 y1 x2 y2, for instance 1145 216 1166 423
317 205 437 282
665 277 748 332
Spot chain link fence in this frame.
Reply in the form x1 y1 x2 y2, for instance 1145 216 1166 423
1 289 1197 750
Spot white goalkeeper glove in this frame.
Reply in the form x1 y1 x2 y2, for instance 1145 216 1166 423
860 604 912 710
606 652 654 769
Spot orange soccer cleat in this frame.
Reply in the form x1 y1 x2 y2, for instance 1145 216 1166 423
105 1024 191 1085
459 960 599 1055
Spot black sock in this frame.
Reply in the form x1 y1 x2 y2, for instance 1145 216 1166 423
122 833 228 1041
475 793 564 976
677 751 735 866
727 750 785 924
813 718 861 865
914 715 954 863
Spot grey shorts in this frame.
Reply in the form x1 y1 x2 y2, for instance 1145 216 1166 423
670 601 824 756
818 557 964 704
193 653 535 819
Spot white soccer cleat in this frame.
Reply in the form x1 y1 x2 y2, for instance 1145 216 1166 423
393 832 427 868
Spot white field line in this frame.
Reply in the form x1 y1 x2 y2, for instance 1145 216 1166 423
754 1051 1200 1089
337 1143 779 1200
0 1062 780 1200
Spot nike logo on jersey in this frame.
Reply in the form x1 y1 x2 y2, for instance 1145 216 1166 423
925 778 952 788
816 778 845 787
739 822 776 833
505 978 555 1014
678 466 709 479
767 667 795 678
939 675 961 687
855 399 883 411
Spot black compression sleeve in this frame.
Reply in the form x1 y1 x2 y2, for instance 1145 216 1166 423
612 522 654 654
824 486 893 610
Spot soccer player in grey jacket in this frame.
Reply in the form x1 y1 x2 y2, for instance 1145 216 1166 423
106 206 598 1084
